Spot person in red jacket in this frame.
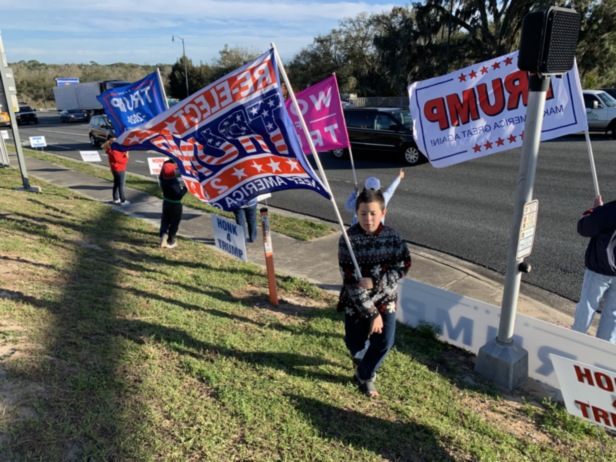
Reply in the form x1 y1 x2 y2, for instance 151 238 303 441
103 134 130 205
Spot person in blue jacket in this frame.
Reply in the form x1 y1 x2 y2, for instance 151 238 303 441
572 195 616 343
159 159 187 249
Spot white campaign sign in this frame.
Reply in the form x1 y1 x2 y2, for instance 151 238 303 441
147 157 167 175
211 215 247 262
551 355 616 431
79 150 102 162
408 51 587 168
29 136 47 148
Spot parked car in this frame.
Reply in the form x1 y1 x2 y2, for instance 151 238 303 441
15 104 38 125
88 114 115 147
331 107 423 165
60 109 90 123
582 90 616 139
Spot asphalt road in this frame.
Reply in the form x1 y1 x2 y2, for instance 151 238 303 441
14 111 616 302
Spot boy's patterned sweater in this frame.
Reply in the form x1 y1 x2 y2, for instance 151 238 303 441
337 223 411 319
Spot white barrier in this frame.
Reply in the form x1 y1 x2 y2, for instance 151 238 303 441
397 279 616 391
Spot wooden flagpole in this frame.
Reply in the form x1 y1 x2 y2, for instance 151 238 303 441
271 43 362 280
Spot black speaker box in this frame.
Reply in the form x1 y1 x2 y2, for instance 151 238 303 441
518 6 581 74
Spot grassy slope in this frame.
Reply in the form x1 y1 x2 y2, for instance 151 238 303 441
23 147 335 242
0 167 614 461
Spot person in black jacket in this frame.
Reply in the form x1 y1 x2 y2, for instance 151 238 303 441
159 159 187 249
572 195 616 343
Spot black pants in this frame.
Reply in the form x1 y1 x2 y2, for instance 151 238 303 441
160 201 183 243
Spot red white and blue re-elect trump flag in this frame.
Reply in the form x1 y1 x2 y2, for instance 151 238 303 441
408 50 587 168
114 49 330 211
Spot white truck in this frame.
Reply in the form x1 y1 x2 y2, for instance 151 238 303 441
582 90 616 139
53 80 130 114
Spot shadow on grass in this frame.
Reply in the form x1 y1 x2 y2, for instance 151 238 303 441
114 318 344 385
3 204 132 460
286 393 455 461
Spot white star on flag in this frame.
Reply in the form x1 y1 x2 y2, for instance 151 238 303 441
165 120 177 132
268 159 281 172
286 159 300 171
232 168 247 179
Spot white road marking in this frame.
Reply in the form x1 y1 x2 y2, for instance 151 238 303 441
36 128 89 137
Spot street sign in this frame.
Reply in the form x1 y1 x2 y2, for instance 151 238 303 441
55 78 79 86
517 199 538 259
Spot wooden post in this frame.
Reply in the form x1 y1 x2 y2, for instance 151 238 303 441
260 207 278 306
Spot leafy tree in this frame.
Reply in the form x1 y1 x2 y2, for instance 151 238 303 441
203 44 260 83
168 56 206 99
287 13 387 96
576 0 616 87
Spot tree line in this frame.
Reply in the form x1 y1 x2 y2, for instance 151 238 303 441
11 0 616 109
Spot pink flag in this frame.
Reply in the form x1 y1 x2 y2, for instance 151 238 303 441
285 75 350 154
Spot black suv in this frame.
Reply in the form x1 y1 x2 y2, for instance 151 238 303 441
332 107 423 165
88 115 115 147
16 104 38 125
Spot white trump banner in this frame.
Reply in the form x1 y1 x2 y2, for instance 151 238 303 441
408 51 587 168
551 355 616 431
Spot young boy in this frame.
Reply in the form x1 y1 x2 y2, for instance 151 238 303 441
337 188 411 397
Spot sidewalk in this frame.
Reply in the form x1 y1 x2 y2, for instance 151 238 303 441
13 152 577 328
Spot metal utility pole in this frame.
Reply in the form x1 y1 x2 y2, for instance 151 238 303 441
0 31 40 192
475 6 581 390
172 35 189 98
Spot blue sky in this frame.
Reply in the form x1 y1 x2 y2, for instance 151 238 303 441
0 0 410 65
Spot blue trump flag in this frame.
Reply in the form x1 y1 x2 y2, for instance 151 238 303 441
97 71 167 135
114 49 331 211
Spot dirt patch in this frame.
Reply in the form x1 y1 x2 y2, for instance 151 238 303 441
230 285 333 322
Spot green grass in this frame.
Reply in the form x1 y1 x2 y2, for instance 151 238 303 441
0 167 615 461
21 147 335 241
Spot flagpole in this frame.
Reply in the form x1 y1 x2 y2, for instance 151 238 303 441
583 128 600 197
271 43 362 280
332 73 358 185
347 145 358 186
156 68 170 110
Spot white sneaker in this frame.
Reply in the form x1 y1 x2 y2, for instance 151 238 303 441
120 200 131 206
166 241 178 249
112 199 121 204
160 233 169 248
